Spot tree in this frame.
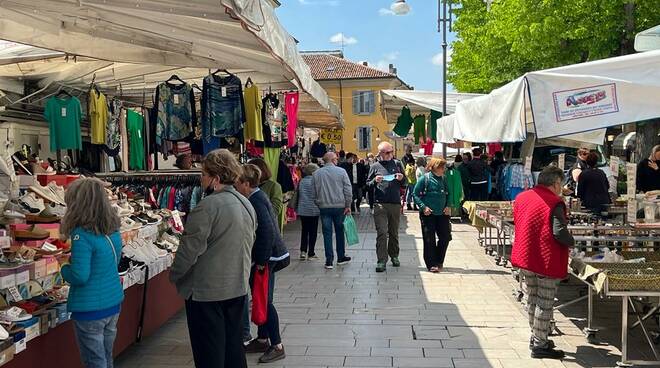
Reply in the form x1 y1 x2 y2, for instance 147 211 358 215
448 0 660 93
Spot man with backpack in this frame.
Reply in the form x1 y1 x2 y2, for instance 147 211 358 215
366 142 408 272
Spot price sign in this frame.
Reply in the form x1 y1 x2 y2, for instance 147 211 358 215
610 156 619 178
558 153 565 170
7 286 22 302
320 129 342 145
626 163 636 197
524 155 533 175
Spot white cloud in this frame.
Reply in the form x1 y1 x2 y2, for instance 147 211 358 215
378 8 395 16
372 51 400 72
431 49 453 65
330 33 358 45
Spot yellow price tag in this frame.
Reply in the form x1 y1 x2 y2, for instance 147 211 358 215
320 129 342 145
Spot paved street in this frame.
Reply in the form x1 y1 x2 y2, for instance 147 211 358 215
115 209 653 368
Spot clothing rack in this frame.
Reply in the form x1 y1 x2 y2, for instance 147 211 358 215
95 170 202 178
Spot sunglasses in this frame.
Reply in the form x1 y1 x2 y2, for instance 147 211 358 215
381 150 393 154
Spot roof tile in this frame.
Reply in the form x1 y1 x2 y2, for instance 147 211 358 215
302 53 395 80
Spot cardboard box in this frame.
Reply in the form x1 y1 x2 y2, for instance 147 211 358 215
0 345 15 366
29 259 47 279
14 265 29 286
0 267 16 289
11 331 25 355
44 257 59 275
15 317 40 343
45 309 57 329
53 303 69 325
32 312 50 335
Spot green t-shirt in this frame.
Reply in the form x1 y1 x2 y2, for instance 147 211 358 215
429 110 442 142
393 106 413 137
44 96 82 151
413 114 426 144
127 109 146 170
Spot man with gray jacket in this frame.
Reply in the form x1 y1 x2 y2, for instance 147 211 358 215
313 152 353 269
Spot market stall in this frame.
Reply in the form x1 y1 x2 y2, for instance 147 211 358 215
0 1 340 366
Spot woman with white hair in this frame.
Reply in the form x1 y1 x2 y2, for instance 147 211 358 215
296 163 321 260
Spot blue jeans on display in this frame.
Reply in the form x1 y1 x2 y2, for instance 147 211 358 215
73 313 120 368
320 208 346 265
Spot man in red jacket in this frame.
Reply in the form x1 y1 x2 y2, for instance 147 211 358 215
511 166 574 360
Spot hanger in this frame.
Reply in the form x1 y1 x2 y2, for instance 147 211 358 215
56 87 72 97
166 74 185 85
211 69 231 76
191 83 203 92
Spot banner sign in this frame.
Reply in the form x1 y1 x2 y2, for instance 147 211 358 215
552 83 619 122
320 129 342 145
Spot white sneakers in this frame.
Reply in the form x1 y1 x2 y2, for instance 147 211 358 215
19 192 45 213
123 239 168 263
46 182 66 204
42 202 67 218
29 182 65 205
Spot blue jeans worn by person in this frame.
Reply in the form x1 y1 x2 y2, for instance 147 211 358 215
257 265 281 345
73 313 120 368
320 207 346 265
405 186 415 205
243 295 252 343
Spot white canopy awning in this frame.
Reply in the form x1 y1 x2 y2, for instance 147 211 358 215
0 0 342 127
635 25 660 52
452 51 660 144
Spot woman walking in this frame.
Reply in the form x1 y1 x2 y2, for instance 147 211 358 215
236 164 289 363
413 158 453 273
296 163 320 260
59 178 124 368
170 149 257 368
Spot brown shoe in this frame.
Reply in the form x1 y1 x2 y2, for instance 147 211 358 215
14 225 50 240
259 346 285 363
244 339 269 354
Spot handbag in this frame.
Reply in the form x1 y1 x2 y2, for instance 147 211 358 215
343 214 360 246
251 264 269 325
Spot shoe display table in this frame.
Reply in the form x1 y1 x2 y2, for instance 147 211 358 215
3 270 184 368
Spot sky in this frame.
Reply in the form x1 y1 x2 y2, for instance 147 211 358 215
275 0 456 91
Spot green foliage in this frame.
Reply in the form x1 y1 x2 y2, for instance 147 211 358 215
448 0 660 93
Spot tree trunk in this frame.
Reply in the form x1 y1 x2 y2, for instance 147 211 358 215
621 1 636 55
635 118 660 163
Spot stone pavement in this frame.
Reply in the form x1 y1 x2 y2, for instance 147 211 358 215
115 208 655 368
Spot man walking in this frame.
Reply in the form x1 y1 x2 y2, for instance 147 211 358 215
366 142 407 272
339 153 368 213
511 166 574 360
313 152 353 269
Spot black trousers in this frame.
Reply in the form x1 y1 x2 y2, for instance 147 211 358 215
469 182 489 201
420 214 452 270
185 296 247 368
299 215 319 256
351 184 363 212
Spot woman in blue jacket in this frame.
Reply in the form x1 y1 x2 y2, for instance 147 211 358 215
59 178 123 368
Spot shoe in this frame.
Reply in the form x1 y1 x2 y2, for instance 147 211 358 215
376 262 386 272
391 257 400 267
42 203 66 218
308 254 319 260
14 225 50 240
244 338 270 354
0 306 32 322
25 213 59 223
406 204 413 211
3 210 25 219
299 251 307 260
529 338 555 350
259 346 285 363
29 183 61 204
531 346 564 359
46 182 66 205
337 256 351 265
19 192 45 213
324 263 334 269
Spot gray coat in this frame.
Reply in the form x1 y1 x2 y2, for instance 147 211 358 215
170 186 257 302
312 163 352 209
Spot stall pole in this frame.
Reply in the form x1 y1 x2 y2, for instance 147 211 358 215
619 296 630 367
439 0 448 158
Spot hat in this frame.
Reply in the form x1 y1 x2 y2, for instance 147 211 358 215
303 163 319 177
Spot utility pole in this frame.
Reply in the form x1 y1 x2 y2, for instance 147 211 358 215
439 0 448 158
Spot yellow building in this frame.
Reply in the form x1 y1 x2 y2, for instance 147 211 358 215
302 51 410 157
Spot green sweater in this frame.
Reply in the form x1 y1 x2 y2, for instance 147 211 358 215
445 167 464 208
413 173 449 215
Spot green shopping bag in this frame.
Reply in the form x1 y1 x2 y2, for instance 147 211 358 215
343 214 360 246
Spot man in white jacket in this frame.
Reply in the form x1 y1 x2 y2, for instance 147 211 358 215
312 152 353 269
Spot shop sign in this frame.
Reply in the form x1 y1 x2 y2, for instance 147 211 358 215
558 153 565 170
626 163 637 223
610 156 619 177
320 129 342 145
524 155 532 175
552 83 619 122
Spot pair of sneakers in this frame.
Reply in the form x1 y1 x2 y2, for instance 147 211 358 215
244 339 286 363
299 251 318 260
530 337 563 359
123 239 167 263
324 256 351 269
376 257 401 272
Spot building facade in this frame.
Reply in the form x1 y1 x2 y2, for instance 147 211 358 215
302 51 409 157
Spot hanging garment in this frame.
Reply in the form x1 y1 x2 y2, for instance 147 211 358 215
88 89 108 145
285 92 299 148
264 147 281 179
105 99 122 156
277 160 294 193
201 73 245 139
429 110 442 142
421 138 434 155
243 83 263 142
155 81 197 143
259 93 285 148
487 142 503 155
445 166 464 208
44 95 82 151
127 110 146 170
393 105 414 137
413 114 426 144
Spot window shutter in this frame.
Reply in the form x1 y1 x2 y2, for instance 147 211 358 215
352 91 359 114
368 91 375 114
